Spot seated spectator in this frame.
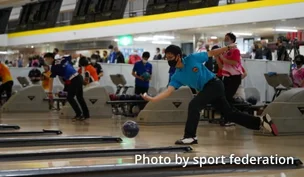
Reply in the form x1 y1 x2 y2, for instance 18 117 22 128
28 61 42 84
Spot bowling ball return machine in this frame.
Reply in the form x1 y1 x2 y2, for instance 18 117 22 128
107 74 147 117
264 73 293 102
254 73 304 135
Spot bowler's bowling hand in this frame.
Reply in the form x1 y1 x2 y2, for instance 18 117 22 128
141 93 153 101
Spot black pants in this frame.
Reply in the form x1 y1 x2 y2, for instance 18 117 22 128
223 75 242 103
190 87 197 94
66 75 89 117
135 85 149 95
185 78 261 138
0 81 13 101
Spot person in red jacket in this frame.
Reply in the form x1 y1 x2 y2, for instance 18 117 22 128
128 50 141 64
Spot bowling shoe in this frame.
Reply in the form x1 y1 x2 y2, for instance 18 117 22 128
260 114 278 136
175 137 198 145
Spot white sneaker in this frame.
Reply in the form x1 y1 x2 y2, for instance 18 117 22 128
175 137 198 145
224 122 236 126
260 114 278 136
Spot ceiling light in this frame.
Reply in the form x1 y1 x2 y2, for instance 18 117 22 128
210 36 217 39
233 32 252 36
153 35 175 40
31 46 34 48
0 51 8 54
152 41 172 45
134 37 154 41
275 28 298 32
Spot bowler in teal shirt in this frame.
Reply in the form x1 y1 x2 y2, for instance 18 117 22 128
142 45 278 145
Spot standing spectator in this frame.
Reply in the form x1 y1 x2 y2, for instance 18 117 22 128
128 49 141 64
108 45 116 63
220 33 244 104
78 57 99 86
90 54 103 80
254 44 263 59
292 55 304 88
18 55 23 67
261 41 272 60
114 47 125 63
277 36 289 61
153 48 162 60
219 33 244 126
101 50 108 63
53 48 60 59
162 48 166 59
94 51 102 62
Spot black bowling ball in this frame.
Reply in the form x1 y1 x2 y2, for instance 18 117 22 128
246 96 258 105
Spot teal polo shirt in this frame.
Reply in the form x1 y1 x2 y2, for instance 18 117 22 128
169 52 215 91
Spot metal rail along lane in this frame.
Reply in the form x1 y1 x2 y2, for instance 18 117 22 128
0 157 302 177
0 129 62 137
0 124 20 130
0 136 122 147
0 146 192 162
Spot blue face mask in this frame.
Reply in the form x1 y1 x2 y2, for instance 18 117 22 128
224 42 230 46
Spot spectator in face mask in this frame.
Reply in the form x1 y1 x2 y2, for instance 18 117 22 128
28 61 42 84
108 45 116 63
101 50 108 63
292 55 304 88
90 54 103 80
78 57 99 86
132 52 152 94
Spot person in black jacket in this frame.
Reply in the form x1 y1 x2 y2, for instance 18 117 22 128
277 37 289 61
261 41 272 60
114 47 125 63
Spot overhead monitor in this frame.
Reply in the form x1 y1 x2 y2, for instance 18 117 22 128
0 7 12 34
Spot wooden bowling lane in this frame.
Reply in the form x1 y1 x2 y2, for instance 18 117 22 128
0 112 304 177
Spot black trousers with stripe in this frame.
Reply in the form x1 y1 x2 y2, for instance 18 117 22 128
184 78 261 138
